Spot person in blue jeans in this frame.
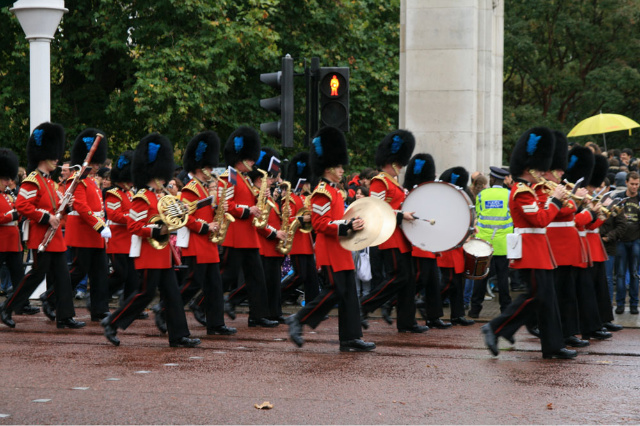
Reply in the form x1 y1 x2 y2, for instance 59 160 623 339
613 171 640 315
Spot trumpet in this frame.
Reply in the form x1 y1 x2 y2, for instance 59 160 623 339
529 171 576 207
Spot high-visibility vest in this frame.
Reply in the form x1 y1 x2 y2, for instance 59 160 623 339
475 186 513 256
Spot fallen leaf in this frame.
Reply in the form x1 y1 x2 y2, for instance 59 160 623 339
547 403 553 410
254 401 273 410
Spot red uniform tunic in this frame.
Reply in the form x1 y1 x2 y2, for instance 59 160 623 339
220 172 260 249
508 182 561 270
105 186 132 254
369 172 411 253
411 246 437 259
310 181 354 272
0 191 21 253
288 193 314 256
65 173 106 249
574 209 598 268
547 201 587 267
180 178 219 263
436 247 465 274
585 217 607 263
128 189 171 269
16 170 66 252
257 198 282 258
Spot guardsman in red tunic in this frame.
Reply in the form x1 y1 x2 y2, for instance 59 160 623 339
220 126 277 328
43 129 111 322
104 151 140 303
403 154 451 329
436 167 475 326
279 152 319 304
482 126 576 359
101 133 200 348
286 126 375 352
1 123 84 329
585 155 623 333
361 130 427 333
174 131 236 336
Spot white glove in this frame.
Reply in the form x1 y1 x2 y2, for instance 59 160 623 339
100 227 112 239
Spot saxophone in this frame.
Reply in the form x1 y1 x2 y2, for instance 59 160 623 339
210 178 235 244
252 168 275 229
276 182 312 255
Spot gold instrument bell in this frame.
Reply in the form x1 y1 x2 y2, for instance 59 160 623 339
338 197 397 251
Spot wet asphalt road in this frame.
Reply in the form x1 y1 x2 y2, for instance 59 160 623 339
0 310 639 425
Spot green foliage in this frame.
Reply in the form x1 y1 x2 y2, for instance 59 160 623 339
0 0 400 172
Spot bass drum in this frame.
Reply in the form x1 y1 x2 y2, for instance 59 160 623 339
401 181 475 253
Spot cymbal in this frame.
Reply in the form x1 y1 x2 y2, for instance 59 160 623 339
339 197 397 251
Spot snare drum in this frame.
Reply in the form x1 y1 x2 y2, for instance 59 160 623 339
401 181 475 252
462 238 494 280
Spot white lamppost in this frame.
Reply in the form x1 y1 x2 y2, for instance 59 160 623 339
11 0 68 133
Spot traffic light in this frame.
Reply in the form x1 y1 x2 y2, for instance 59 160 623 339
260 54 294 148
318 67 349 132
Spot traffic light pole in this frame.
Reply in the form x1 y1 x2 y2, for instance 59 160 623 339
304 57 320 146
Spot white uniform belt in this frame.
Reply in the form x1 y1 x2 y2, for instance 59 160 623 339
514 227 546 235
0 221 17 227
586 229 600 234
547 221 575 228
578 231 587 237
107 220 125 226
68 211 104 218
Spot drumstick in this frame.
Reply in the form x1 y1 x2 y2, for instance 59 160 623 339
412 215 436 225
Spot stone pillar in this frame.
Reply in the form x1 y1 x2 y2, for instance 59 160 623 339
399 0 504 180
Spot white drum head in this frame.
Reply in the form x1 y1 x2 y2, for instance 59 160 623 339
401 182 474 252
463 238 493 257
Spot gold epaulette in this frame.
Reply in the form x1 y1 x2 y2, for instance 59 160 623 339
106 188 123 201
132 188 151 204
220 170 229 179
311 182 333 202
513 182 535 197
23 171 40 189
184 180 200 194
371 174 389 189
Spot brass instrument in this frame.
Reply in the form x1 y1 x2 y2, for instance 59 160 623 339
210 178 235 244
529 170 577 207
276 182 311 255
252 168 276 229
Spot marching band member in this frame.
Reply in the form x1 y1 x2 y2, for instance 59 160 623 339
404 154 451 329
1 123 84 329
361 130 427 333
177 131 236 336
286 126 375 351
220 126 277 328
481 127 576 359
101 133 200 348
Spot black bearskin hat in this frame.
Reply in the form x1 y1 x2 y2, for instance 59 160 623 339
509 127 556 177
564 145 594 185
132 133 174 189
110 150 134 183
249 147 280 181
375 129 416 168
183 130 220 173
0 148 19 180
589 154 609 188
71 128 108 167
26 122 65 171
439 166 469 190
403 153 435 190
309 126 349 176
286 152 311 187
224 126 261 166
550 130 568 171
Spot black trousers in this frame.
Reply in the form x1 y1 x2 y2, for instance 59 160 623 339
107 268 190 343
361 248 417 330
470 255 511 314
369 246 386 290
7 251 75 320
224 247 269 320
295 267 362 341
281 254 320 303
0 251 30 310
262 256 283 319
179 257 225 329
576 266 603 335
439 267 465 319
489 268 565 355
554 265 579 338
107 253 140 303
47 246 109 315
414 256 444 320
592 261 614 323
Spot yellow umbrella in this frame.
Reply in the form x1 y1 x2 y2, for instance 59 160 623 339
567 113 640 137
